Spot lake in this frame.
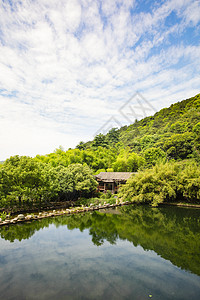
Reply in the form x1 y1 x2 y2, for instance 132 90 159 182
0 205 200 300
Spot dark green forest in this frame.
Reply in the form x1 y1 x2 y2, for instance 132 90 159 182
0 93 200 210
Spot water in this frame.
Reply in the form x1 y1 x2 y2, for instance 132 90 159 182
0 205 200 300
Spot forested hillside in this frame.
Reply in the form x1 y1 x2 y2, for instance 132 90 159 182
37 92 200 172
78 93 200 161
0 93 200 211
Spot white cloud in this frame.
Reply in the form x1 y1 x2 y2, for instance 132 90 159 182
63 0 82 32
184 1 200 25
0 0 199 160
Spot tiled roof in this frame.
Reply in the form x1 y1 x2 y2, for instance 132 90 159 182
95 172 135 182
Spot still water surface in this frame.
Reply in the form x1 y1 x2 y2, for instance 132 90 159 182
0 205 200 300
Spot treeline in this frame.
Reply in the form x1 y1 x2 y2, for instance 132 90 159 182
0 156 97 210
35 146 147 173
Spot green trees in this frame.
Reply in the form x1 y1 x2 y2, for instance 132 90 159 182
105 128 119 145
178 162 200 202
142 147 166 166
0 156 44 208
170 121 188 133
113 149 145 172
91 129 119 149
91 133 108 149
193 122 200 136
35 146 118 173
164 132 194 159
33 92 200 173
115 93 200 161
118 161 200 206
57 164 97 200
0 156 97 210
76 141 86 150
193 122 200 152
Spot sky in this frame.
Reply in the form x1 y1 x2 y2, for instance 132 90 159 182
0 0 200 160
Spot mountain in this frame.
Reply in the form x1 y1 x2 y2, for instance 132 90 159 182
82 94 200 153
33 93 200 173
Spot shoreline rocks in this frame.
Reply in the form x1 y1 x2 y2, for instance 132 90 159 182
0 201 133 227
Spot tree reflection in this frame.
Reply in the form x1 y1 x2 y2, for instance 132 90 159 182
0 205 200 276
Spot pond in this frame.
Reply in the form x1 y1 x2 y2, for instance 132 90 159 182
0 205 200 300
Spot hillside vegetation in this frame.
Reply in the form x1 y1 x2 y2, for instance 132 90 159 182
36 93 200 172
0 93 200 210
79 93 200 162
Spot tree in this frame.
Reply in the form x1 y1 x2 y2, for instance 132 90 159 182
57 164 97 200
91 133 108 148
0 156 45 207
118 162 179 206
193 122 200 136
118 161 200 206
163 132 194 159
76 141 86 150
113 149 145 172
178 161 200 202
193 122 200 152
170 121 188 133
105 128 119 145
143 147 166 166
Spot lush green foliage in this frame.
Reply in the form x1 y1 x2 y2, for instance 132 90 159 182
0 156 97 210
78 93 200 162
76 190 117 207
35 145 145 174
118 161 200 206
32 94 200 173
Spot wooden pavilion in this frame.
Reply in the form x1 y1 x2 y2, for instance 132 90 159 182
95 172 135 194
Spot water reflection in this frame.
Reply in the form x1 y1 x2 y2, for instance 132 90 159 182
1 205 200 276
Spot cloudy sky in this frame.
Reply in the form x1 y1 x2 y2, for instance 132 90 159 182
0 0 200 160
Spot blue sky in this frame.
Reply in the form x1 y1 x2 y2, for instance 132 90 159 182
0 0 200 160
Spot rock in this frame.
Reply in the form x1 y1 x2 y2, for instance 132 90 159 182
17 214 25 220
3 220 10 224
26 215 33 220
12 218 18 222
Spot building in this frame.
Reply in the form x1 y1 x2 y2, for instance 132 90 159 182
95 172 135 194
